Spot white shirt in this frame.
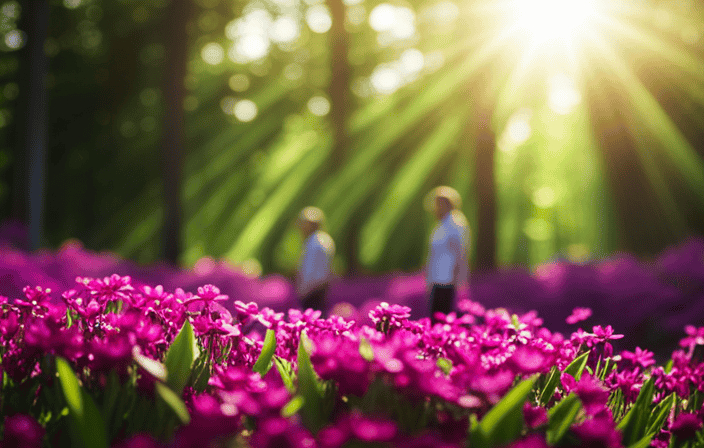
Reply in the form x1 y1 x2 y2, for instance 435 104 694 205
427 210 469 286
297 230 335 296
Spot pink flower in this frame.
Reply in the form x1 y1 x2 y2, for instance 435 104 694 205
670 412 702 441
566 307 592 325
620 347 655 369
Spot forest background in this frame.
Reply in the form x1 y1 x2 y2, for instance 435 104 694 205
2 0 704 279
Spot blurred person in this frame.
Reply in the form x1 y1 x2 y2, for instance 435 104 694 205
425 186 469 322
296 206 335 311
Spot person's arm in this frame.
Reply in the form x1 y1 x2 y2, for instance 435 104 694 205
297 244 312 296
449 232 468 287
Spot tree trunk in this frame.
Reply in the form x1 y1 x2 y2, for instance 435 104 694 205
13 0 50 250
325 0 359 273
473 105 497 272
472 74 498 273
159 0 190 265
326 0 351 169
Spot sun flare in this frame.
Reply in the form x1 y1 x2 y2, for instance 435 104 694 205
508 0 605 44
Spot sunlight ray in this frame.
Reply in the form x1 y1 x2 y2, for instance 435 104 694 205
597 15 704 82
224 138 332 263
588 37 693 234
359 113 466 266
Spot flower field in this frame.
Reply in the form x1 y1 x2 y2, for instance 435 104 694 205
1 273 704 447
2 230 704 447
2 228 704 357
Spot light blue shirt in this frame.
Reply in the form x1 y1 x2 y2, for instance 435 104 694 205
427 210 469 286
297 230 335 296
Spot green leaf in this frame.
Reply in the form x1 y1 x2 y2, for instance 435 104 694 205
359 337 374 362
56 357 109 448
626 435 652 448
281 395 305 418
540 352 590 406
253 329 277 376
437 357 453 376
274 356 296 393
164 320 200 394
297 331 325 432
100 370 121 433
563 351 590 382
539 367 561 406
56 357 83 416
155 382 191 425
469 375 538 448
617 377 655 446
546 393 582 446
646 393 675 436
133 347 167 382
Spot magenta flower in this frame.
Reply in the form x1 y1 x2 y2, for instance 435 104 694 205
184 285 229 311
670 412 702 441
350 415 397 442
507 434 550 448
680 325 704 350
2 414 44 448
591 325 624 342
573 374 610 416
620 347 655 369
369 302 411 334
523 402 548 428
83 274 134 303
566 307 592 325
571 409 622 448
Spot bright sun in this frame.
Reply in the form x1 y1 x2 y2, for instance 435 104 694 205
508 0 604 44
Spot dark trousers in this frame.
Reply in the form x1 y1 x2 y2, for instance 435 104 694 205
301 286 327 311
429 284 455 322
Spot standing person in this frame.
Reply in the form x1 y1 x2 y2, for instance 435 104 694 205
425 186 469 322
296 206 335 311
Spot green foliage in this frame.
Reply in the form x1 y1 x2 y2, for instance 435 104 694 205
296 331 326 433
253 328 277 375
133 348 167 382
469 375 538 448
545 393 582 446
359 337 374 362
56 357 109 448
646 393 675 437
155 382 191 425
617 377 655 446
539 351 590 405
274 356 296 393
437 357 453 376
164 320 200 394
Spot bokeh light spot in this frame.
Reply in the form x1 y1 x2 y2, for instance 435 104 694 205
532 186 556 208
63 0 82 9
201 42 224 65
399 48 424 76
4 30 24 50
139 88 158 107
220 96 237 115
2 2 20 18
306 5 332 33
524 218 553 241
307 96 330 116
508 110 532 144
229 74 250 92
548 74 581 115
234 99 258 122
270 16 300 43
370 66 401 94
283 63 304 81
369 3 396 32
